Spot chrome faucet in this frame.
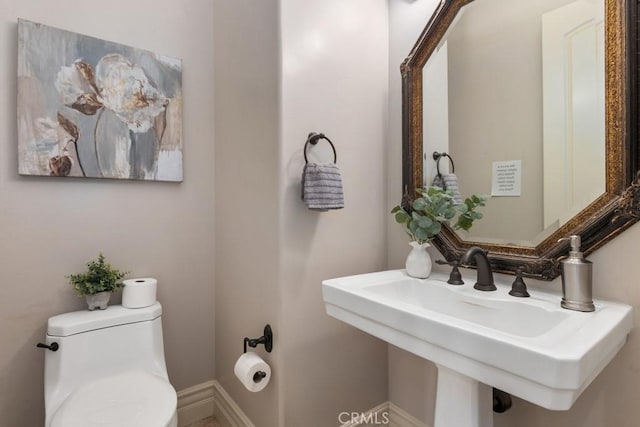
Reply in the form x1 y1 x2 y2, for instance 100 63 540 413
460 246 496 291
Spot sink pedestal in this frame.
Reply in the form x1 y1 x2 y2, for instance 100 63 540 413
434 365 493 427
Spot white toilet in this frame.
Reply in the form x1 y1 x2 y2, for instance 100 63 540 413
42 302 178 427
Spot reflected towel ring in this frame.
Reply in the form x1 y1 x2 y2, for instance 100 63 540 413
433 151 455 175
304 132 337 164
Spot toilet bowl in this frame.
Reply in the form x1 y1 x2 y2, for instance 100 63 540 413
42 302 177 427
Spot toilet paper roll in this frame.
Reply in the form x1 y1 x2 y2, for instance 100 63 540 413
234 352 271 392
122 278 157 309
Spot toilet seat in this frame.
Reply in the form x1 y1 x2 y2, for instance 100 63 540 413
51 371 177 427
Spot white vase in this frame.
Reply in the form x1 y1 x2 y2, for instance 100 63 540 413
406 241 432 278
85 291 111 311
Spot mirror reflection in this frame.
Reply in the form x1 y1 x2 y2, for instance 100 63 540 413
422 0 605 247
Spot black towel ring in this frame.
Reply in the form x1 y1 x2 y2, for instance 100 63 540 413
433 151 455 175
304 132 337 164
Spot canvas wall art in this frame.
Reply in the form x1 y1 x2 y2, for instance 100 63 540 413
17 19 183 182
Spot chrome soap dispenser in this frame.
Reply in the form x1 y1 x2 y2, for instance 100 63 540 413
558 235 595 312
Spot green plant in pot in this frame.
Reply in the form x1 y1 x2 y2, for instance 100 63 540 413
67 253 128 310
391 187 488 278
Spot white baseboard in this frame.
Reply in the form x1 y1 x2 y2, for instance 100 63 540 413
177 380 216 427
340 402 390 427
388 402 429 427
178 381 427 427
176 380 254 427
340 401 429 427
212 381 255 427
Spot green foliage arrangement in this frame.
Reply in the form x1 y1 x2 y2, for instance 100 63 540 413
67 253 128 296
391 187 488 244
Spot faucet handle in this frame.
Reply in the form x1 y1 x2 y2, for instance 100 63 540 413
509 268 530 298
435 259 465 285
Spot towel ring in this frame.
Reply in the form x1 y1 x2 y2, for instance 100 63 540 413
304 132 337 164
433 151 455 175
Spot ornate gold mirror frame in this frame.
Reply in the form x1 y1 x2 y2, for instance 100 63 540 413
401 0 640 280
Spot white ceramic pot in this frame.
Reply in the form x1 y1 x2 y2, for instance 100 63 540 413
406 241 432 278
85 291 111 311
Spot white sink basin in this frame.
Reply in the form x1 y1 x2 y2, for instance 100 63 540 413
323 270 632 424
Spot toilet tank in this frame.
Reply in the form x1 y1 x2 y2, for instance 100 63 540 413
43 303 169 420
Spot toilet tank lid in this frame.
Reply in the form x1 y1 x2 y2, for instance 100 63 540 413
47 303 162 337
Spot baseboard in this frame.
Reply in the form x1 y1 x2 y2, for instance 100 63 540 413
178 381 427 427
340 401 429 427
212 381 255 427
340 402 391 427
177 380 216 427
388 402 429 427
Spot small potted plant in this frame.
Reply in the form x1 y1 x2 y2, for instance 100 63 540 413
67 253 128 310
391 187 488 278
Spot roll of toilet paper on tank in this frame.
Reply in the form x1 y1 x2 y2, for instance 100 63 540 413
122 278 157 308
234 352 271 392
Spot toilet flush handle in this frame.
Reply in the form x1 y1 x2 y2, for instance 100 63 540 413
36 342 59 352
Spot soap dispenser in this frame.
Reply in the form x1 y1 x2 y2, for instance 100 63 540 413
558 235 595 312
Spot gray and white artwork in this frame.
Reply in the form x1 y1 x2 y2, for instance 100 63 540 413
17 19 183 181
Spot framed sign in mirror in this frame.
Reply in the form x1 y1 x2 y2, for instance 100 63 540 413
401 0 640 279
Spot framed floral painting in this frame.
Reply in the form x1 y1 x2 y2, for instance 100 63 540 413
17 19 183 182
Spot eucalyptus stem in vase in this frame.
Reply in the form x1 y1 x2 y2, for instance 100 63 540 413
391 187 488 278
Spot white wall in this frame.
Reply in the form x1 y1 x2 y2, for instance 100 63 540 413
0 1 215 425
279 0 389 425
422 42 450 186
215 1 390 426
388 2 640 427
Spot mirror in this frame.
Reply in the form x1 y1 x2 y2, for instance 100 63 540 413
402 0 640 279
424 0 606 247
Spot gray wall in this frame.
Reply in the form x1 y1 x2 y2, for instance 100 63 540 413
213 0 281 426
0 0 215 425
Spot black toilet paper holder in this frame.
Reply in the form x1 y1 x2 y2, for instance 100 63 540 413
243 324 273 353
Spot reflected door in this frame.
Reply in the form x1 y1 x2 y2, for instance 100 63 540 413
542 0 605 228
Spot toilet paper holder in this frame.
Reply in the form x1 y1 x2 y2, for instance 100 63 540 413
243 324 273 353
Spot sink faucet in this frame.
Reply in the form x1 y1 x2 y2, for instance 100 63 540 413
460 246 497 291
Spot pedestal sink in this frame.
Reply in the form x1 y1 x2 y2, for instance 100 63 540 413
322 270 633 427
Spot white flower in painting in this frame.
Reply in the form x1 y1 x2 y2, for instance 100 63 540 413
95 54 168 133
55 60 103 115
36 117 74 146
55 62 95 105
54 54 168 133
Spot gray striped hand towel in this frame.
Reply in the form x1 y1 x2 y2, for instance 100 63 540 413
301 163 344 211
432 173 445 189
443 173 463 205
